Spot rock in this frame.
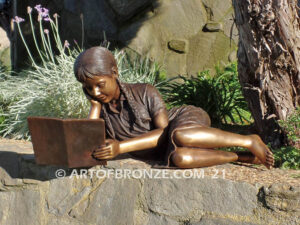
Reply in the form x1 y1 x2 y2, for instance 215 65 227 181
0 28 9 50
0 141 300 224
13 0 238 77
168 40 187 53
187 32 234 74
143 178 257 217
106 0 152 21
201 0 239 42
0 28 10 68
228 50 237 62
77 178 141 225
263 184 300 213
0 47 10 69
118 0 208 76
203 22 223 32
202 0 233 21
147 214 179 225
191 217 258 225
0 189 44 225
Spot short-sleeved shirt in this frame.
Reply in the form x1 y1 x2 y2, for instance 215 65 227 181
102 83 166 141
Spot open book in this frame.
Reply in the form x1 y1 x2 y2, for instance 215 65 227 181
27 117 106 168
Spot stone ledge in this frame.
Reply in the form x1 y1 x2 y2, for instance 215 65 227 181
0 139 299 225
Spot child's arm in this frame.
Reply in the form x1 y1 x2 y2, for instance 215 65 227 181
88 101 101 119
119 109 169 153
92 109 169 159
83 87 102 119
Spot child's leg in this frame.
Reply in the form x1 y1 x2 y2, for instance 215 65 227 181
171 148 262 168
172 126 274 168
171 147 238 168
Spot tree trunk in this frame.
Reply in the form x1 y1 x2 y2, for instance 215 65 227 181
232 0 300 147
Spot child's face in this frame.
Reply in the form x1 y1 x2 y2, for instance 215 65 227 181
82 74 120 104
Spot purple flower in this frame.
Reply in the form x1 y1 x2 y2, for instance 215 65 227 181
44 29 49 34
13 16 25 24
64 40 70 48
34 4 50 21
27 6 32 14
34 4 42 13
53 13 59 19
44 17 52 22
41 8 49 18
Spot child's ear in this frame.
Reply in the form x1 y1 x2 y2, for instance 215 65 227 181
111 66 119 78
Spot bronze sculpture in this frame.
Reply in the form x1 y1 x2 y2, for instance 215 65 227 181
74 47 274 169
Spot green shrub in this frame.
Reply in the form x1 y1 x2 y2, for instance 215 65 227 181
278 107 300 148
161 62 252 126
116 49 164 86
0 53 90 139
271 107 300 169
273 146 300 169
0 103 6 129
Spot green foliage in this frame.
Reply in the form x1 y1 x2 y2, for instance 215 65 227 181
278 107 300 147
161 62 252 126
0 53 90 139
0 102 6 129
116 49 165 86
0 7 91 139
272 107 300 170
273 146 300 169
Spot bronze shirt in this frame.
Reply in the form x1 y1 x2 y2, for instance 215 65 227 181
101 83 166 141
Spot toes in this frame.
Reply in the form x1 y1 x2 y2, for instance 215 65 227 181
266 158 274 167
267 153 274 161
266 154 274 162
265 156 274 169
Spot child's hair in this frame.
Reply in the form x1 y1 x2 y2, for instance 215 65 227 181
74 46 117 82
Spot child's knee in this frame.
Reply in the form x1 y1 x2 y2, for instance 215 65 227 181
173 129 186 147
171 151 191 168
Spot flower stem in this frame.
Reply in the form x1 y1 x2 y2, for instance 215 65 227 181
28 12 47 67
16 23 37 66
39 19 49 60
46 33 55 63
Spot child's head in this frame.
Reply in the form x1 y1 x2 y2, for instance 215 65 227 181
74 46 118 82
74 47 120 103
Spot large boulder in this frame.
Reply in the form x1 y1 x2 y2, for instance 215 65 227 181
0 140 299 225
13 0 237 76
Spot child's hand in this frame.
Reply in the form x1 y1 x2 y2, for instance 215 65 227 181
82 87 101 106
92 139 120 160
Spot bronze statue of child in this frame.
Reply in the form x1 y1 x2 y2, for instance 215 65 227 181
73 46 274 169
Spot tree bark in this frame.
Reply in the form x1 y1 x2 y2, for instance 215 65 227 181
232 0 300 147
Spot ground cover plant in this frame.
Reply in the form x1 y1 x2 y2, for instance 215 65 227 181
160 62 252 126
272 108 300 169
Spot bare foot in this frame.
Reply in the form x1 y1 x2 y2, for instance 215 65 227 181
247 135 274 169
236 152 262 164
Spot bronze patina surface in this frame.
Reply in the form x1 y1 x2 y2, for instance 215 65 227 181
28 117 106 168
71 46 275 169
